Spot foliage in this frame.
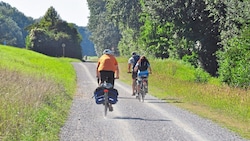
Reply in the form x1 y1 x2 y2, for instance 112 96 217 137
217 26 250 88
118 28 139 56
87 0 250 88
87 0 121 56
26 7 82 59
194 67 211 83
106 0 142 45
139 18 175 58
0 2 34 47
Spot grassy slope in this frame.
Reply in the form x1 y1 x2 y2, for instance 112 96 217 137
117 57 249 139
0 45 79 141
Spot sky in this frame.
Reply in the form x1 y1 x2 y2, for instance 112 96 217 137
1 0 90 27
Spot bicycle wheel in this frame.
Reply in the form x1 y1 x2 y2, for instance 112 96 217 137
137 92 142 102
141 86 146 102
104 92 108 116
139 83 144 102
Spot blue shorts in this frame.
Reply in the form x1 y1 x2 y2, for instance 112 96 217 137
137 70 149 78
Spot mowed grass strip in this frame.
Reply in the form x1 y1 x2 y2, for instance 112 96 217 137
0 45 79 141
117 57 250 139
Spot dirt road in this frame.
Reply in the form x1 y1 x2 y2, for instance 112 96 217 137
59 62 247 141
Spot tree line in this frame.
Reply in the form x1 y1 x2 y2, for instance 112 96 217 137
0 2 96 59
87 0 250 88
0 2 33 47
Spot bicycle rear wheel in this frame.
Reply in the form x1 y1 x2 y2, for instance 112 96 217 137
104 92 108 116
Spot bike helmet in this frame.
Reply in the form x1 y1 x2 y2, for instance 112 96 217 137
103 49 112 55
132 52 137 56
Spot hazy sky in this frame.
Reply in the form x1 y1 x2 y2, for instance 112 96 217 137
1 0 89 26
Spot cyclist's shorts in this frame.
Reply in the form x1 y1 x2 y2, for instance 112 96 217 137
138 70 149 77
99 70 115 85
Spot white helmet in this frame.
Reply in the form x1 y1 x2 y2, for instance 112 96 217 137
103 49 112 55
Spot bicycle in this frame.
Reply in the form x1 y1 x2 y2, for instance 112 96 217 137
99 81 113 116
136 76 148 102
94 77 118 117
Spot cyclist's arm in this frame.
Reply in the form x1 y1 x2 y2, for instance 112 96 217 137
147 62 152 74
114 58 119 79
127 58 133 73
148 66 152 74
115 65 119 79
133 64 138 72
128 63 132 73
96 62 100 78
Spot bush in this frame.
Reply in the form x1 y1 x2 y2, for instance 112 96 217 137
194 67 210 83
217 30 250 88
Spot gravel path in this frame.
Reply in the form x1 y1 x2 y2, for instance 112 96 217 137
59 62 248 141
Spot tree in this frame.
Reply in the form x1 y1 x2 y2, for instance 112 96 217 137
87 0 250 88
26 7 82 59
87 0 121 56
0 2 34 47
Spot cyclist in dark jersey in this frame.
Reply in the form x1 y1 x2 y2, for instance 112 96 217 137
134 56 152 94
128 52 140 96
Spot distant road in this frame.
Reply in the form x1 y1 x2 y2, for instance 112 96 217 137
59 62 247 141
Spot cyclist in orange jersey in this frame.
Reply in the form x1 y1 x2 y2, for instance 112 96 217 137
96 49 119 112
96 49 119 86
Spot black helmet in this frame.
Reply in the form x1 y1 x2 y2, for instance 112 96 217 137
132 52 136 56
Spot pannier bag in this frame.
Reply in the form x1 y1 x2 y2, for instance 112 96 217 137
94 87 119 104
108 88 118 104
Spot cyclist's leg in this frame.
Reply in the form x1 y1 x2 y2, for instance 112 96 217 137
132 72 137 95
103 71 114 111
99 71 114 85
99 71 106 84
107 71 115 86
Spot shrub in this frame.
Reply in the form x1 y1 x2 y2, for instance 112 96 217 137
194 67 211 83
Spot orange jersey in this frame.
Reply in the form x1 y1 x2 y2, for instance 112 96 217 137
97 54 118 72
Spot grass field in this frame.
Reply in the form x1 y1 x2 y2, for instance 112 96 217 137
117 57 250 139
0 45 79 140
0 46 249 140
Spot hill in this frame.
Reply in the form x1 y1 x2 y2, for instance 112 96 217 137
0 2 34 48
77 26 96 56
0 45 79 140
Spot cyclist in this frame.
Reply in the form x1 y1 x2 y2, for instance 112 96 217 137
133 56 152 94
96 49 119 111
128 52 140 96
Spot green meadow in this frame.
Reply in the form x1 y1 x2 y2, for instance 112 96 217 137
0 45 249 140
118 57 250 139
0 45 79 140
